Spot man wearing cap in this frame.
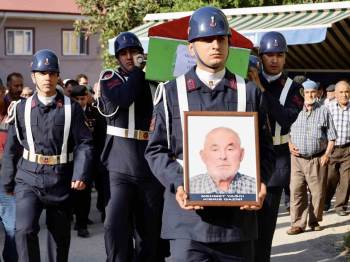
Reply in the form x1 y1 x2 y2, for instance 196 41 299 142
145 6 274 261
324 80 350 216
98 32 164 261
248 31 304 261
287 79 336 235
323 84 336 106
1 49 93 261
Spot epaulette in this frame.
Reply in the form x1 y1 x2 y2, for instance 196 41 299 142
6 100 21 124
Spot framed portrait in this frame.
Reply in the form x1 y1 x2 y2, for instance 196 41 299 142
183 111 260 207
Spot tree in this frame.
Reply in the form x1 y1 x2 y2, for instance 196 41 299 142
75 0 159 68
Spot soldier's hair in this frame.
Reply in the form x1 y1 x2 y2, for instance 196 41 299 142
76 74 88 82
7 72 23 86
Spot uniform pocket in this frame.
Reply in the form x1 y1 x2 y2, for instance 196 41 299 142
54 115 65 126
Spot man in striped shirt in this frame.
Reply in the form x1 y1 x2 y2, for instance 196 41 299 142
287 79 337 235
324 80 350 216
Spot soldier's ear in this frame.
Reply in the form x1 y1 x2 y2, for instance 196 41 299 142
31 73 36 85
188 43 196 58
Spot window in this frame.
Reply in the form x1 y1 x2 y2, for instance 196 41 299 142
62 30 88 55
5 29 33 55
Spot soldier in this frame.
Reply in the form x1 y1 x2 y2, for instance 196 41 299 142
248 31 304 261
145 6 274 261
1 49 93 262
98 32 164 261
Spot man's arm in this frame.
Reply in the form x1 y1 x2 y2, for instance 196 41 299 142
321 109 337 166
100 67 146 108
71 102 94 189
321 140 335 166
145 100 183 191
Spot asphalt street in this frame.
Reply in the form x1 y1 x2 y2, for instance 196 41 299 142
1 192 349 261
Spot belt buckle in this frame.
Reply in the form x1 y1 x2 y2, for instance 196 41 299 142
38 155 56 165
138 130 149 140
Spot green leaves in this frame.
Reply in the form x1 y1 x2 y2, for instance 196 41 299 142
75 0 159 68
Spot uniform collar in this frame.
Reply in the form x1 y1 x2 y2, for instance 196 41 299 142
262 70 282 83
259 72 288 88
33 92 65 109
187 66 238 93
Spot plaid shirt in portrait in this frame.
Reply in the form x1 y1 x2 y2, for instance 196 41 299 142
290 102 337 155
326 101 350 146
190 172 256 194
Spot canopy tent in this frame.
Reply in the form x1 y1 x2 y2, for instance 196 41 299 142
109 1 350 72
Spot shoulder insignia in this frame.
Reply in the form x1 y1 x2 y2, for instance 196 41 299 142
102 71 113 80
229 78 237 90
279 78 286 86
186 78 196 91
31 98 36 108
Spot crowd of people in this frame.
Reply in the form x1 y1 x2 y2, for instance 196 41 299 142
0 5 349 262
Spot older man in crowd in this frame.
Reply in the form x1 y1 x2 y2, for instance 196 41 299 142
324 80 350 216
287 79 337 234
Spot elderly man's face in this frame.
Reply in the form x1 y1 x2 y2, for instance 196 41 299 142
327 91 335 100
335 81 350 107
200 128 244 182
304 89 318 106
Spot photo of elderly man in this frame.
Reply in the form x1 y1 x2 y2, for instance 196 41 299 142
190 127 256 194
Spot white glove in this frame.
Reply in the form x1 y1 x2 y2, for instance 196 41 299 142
133 54 145 69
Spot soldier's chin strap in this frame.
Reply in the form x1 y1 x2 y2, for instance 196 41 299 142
193 45 229 71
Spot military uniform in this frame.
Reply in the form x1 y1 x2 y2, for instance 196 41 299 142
1 49 93 262
100 64 164 262
1 91 93 261
255 73 303 260
145 66 274 261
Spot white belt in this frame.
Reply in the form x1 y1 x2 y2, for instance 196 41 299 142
106 125 149 140
272 134 289 145
23 148 73 165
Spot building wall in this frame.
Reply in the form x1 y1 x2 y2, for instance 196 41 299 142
0 18 102 87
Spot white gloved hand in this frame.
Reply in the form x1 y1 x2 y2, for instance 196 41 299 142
133 54 145 69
